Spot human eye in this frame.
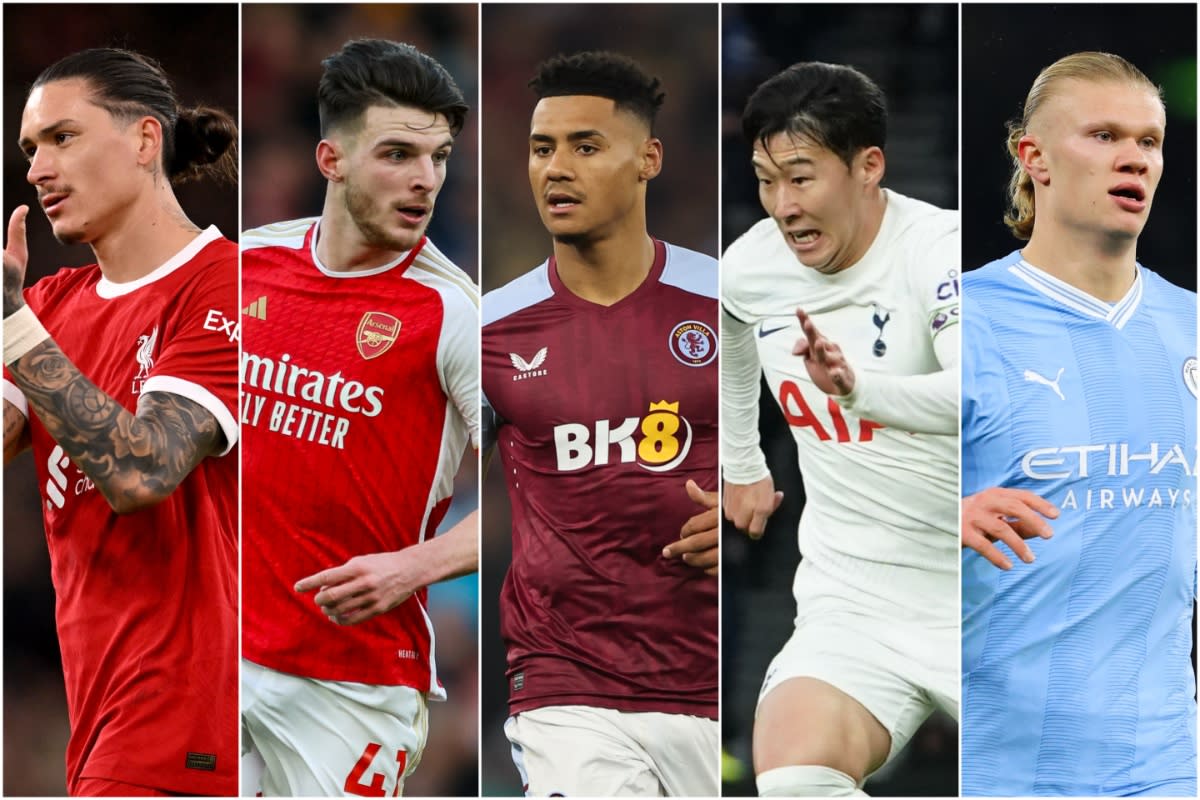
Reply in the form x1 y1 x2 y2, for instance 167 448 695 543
531 144 552 157
576 143 598 155
1140 136 1159 149
1093 131 1113 143
433 149 451 165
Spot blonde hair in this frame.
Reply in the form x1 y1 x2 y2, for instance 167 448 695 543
1003 52 1162 240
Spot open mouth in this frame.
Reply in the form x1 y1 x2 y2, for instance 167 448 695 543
41 193 68 215
546 192 580 211
789 229 820 246
1109 184 1146 205
396 205 429 224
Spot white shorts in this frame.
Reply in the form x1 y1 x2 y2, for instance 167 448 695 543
505 705 719 797
758 560 958 764
241 659 429 797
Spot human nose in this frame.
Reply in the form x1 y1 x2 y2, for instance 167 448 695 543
766 183 801 221
1115 138 1149 174
411 155 438 194
26 146 55 186
546 149 573 181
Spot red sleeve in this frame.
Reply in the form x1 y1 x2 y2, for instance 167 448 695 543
141 243 240 454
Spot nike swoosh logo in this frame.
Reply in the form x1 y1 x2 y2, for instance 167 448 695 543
758 325 790 338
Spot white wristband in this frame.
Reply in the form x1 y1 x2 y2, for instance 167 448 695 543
4 305 50 365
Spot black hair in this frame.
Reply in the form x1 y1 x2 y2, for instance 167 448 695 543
742 62 887 167
33 47 237 185
318 39 468 137
529 51 665 132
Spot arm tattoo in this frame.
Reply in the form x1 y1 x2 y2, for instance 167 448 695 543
3 400 30 463
8 338 224 512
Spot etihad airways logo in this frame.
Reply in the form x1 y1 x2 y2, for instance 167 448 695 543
553 400 693 472
1021 442 1195 479
1023 442 1195 510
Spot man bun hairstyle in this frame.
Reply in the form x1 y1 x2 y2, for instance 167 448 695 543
741 62 887 169
1004 51 1162 240
33 48 237 186
318 39 468 138
529 51 665 133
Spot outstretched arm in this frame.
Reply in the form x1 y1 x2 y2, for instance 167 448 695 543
295 508 480 625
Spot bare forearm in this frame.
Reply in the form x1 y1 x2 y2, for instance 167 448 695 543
7 338 220 512
411 508 479 588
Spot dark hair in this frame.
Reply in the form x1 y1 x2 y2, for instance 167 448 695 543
529 51 665 132
33 48 237 186
741 62 887 168
318 39 468 137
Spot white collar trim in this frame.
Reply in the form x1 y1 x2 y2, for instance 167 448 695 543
1009 259 1143 329
96 226 223 298
309 218 416 278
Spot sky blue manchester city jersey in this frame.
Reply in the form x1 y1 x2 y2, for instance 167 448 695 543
962 251 1197 796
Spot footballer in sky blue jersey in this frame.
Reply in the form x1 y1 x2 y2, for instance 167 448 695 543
962 52 1196 796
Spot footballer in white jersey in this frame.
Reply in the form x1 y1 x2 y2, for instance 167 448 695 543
721 63 960 797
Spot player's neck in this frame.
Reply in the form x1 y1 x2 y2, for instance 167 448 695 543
553 234 655 306
91 189 203 283
553 225 656 307
316 199 413 272
1022 227 1137 303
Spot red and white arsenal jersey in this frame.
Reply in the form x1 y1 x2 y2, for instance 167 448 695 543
482 239 718 718
241 217 479 691
2 226 238 795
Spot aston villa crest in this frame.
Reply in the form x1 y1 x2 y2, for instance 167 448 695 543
356 312 401 360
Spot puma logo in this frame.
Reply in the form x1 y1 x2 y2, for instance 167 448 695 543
1024 367 1066 401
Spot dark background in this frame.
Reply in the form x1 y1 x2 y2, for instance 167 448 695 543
241 5 479 796
479 4 718 795
721 4 959 796
962 3 1197 290
2 5 238 796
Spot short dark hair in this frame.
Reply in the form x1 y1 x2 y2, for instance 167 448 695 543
529 51 665 132
318 39 468 137
32 48 237 186
741 62 887 168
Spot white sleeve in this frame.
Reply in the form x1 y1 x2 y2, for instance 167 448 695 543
3 378 28 418
438 292 480 450
833 323 959 435
720 308 771 484
833 222 960 435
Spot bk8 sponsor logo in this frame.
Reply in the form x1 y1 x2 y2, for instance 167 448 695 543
553 401 692 472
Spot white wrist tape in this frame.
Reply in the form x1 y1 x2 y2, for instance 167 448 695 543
4 305 50 365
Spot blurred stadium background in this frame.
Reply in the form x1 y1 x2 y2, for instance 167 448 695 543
721 4 959 796
480 4 718 794
2 5 238 795
962 2 1196 292
242 4 479 796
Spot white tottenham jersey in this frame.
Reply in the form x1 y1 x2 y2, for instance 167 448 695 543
722 189 960 621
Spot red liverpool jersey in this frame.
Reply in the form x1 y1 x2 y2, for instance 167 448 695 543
482 239 718 718
2 227 238 795
241 217 478 691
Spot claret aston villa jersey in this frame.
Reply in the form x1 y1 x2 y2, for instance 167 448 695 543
482 239 718 718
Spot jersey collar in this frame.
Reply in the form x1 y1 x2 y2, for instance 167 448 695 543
1009 259 1143 329
96 226 223 299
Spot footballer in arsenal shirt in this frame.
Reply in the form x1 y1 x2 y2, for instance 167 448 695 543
240 39 478 797
482 51 719 797
3 49 238 796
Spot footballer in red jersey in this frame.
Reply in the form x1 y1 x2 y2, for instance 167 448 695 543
2 49 238 796
481 51 719 797
240 40 479 797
